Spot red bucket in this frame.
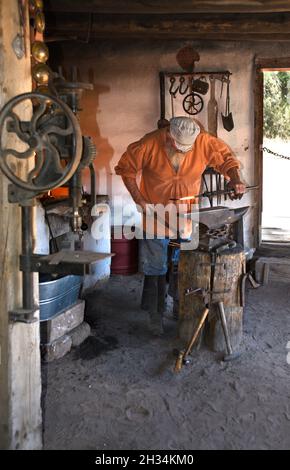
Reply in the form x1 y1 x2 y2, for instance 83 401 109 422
111 226 138 275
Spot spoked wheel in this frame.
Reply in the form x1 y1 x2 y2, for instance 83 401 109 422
183 92 204 115
0 92 82 193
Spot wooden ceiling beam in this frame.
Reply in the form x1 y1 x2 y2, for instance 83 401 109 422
44 0 290 14
45 12 290 41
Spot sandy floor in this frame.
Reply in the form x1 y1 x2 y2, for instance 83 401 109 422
42 274 290 450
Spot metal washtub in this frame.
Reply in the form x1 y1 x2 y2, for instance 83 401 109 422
39 274 83 321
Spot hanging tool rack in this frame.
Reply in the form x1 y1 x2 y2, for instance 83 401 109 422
159 70 232 120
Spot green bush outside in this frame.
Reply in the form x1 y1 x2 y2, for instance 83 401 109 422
263 71 290 141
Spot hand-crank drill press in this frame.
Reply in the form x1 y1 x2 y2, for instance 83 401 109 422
0 73 112 324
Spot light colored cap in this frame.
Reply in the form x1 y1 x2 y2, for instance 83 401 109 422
169 116 200 152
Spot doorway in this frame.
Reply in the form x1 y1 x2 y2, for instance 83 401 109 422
255 58 290 247
262 70 290 242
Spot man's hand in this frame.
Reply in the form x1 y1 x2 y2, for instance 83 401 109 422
226 168 246 200
227 180 246 200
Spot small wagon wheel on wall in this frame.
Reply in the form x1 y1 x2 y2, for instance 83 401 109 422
183 92 204 115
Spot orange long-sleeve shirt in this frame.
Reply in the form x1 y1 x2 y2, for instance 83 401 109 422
115 127 240 206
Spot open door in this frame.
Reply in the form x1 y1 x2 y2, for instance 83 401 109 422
255 58 290 247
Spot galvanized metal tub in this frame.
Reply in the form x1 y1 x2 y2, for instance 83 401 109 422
39 274 83 321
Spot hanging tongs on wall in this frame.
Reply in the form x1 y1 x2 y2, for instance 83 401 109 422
221 75 234 132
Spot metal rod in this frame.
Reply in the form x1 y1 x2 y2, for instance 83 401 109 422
22 206 34 310
159 71 166 121
171 93 175 117
209 172 213 207
165 71 231 78
70 170 82 232
44 210 59 253
89 163 96 210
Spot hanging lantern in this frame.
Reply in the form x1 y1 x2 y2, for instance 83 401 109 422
32 63 50 84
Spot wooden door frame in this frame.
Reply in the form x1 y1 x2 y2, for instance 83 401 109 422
254 56 290 247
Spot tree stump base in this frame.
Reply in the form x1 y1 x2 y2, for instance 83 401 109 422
178 248 245 352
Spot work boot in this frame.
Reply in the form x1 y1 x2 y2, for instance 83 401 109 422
141 275 164 336
148 274 167 336
157 275 167 315
172 298 179 321
168 263 179 320
141 274 158 311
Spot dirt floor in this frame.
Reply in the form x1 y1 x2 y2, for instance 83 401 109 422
42 274 290 450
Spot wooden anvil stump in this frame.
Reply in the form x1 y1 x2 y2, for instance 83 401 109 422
178 248 246 352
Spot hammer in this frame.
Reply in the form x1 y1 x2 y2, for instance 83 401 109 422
174 307 209 372
217 301 241 362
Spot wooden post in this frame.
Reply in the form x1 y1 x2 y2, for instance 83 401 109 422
0 1 42 450
178 249 245 352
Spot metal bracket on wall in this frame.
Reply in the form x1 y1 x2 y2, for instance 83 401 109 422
9 308 38 324
8 184 39 205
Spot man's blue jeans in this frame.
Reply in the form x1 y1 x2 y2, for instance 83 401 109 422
139 238 170 275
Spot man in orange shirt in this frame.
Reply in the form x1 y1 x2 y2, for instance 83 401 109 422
115 116 245 335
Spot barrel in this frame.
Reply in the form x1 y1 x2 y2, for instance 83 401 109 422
110 226 138 275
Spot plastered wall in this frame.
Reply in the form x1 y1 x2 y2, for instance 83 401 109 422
50 39 290 250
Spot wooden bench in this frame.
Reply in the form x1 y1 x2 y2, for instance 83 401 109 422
255 257 290 285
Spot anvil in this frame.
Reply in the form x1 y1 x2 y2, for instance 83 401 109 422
198 205 249 229
182 205 249 251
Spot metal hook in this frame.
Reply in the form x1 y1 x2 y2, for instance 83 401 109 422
179 76 189 95
169 76 179 97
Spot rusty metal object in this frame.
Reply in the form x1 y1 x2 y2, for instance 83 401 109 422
31 41 49 63
32 63 50 84
176 46 200 73
192 77 209 95
184 287 204 296
240 271 260 307
183 92 204 115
